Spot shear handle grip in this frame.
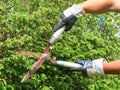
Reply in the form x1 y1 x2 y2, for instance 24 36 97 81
49 26 66 44
56 61 82 68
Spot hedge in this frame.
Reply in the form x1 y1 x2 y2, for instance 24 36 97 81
1 0 120 90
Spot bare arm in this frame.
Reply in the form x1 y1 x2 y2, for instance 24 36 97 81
78 0 120 75
78 0 120 14
103 60 120 74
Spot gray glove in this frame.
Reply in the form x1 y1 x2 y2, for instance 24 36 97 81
54 4 85 31
71 58 107 77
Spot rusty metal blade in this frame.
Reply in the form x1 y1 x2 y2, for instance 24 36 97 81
44 44 51 53
21 57 46 83
48 57 57 64
14 50 41 58
21 44 51 83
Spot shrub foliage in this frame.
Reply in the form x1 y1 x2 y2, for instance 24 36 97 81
1 0 120 90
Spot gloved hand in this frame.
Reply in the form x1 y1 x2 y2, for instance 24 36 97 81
71 58 107 77
54 4 85 32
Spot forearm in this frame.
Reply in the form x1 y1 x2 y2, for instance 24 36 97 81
77 0 114 14
103 60 120 74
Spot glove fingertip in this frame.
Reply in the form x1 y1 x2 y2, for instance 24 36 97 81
53 22 65 32
75 60 83 63
53 27 58 32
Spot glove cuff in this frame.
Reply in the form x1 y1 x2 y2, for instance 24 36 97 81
87 58 107 77
64 4 85 18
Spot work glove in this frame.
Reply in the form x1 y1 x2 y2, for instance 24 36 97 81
54 4 85 32
71 58 107 77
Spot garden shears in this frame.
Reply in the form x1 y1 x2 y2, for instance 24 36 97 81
21 26 82 83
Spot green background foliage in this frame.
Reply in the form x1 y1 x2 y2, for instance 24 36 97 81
1 0 120 90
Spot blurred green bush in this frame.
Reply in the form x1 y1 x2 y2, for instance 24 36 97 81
1 0 120 90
